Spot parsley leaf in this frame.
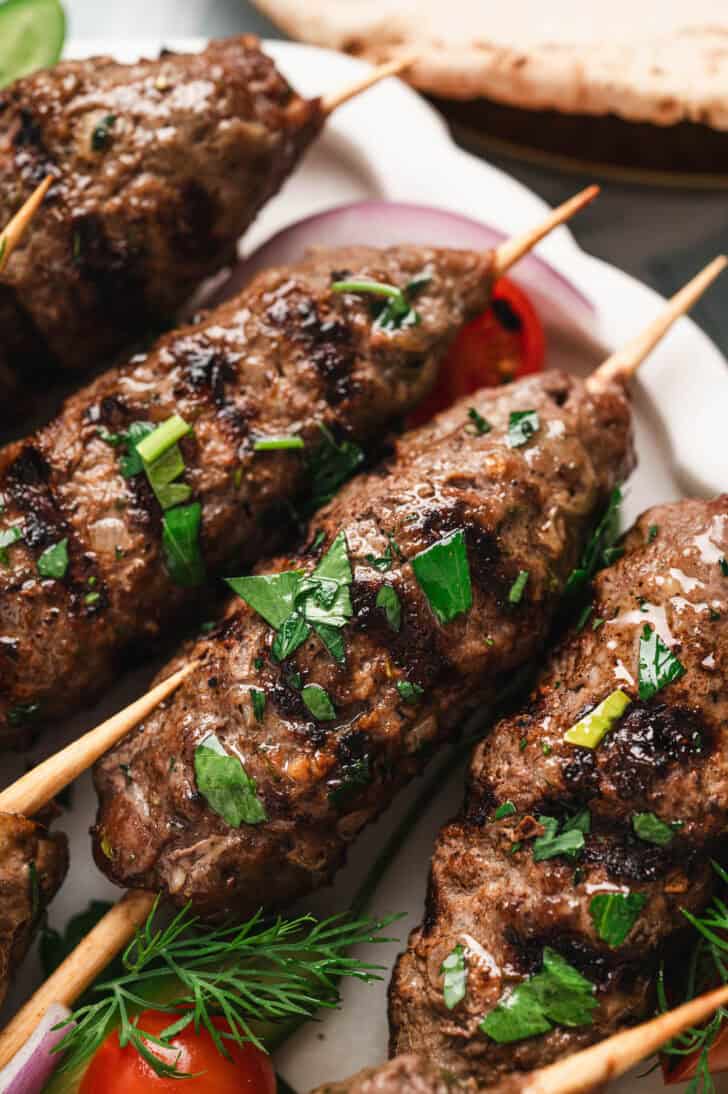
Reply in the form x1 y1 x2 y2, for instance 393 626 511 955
161 502 205 588
441 944 467 1009
589 891 647 947
507 410 539 448
305 424 364 512
228 571 304 630
637 624 686 700
467 407 491 435
0 525 23 565
632 811 675 847
481 947 596 1043
301 684 337 721
250 688 266 722
494 801 517 820
271 612 311 661
194 732 267 826
533 810 590 862
411 530 472 624
37 538 69 580
376 584 401 631
397 680 424 703
565 487 622 595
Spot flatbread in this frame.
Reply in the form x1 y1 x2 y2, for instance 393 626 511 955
252 0 728 131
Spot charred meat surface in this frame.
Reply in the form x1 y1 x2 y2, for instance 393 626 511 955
93 370 633 919
0 36 321 388
389 497 728 1085
0 811 68 1008
0 244 492 743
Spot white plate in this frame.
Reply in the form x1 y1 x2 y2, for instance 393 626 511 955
3 38 728 1094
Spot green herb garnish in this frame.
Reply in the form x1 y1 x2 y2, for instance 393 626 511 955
508 570 529 605
632 811 675 847
161 502 205 588
647 524 659 542
637 624 685 700
441 944 467 1009
37 538 69 580
305 424 364 513
565 487 622 595
253 436 304 452
589 891 647 948
494 801 517 820
481 947 596 1043
564 688 631 749
301 684 337 721
506 409 539 448
376 584 401 631
91 113 116 151
466 407 491 436
411 529 472 624
331 272 430 331
533 810 590 862
0 524 22 565
396 680 424 703
250 688 266 722
194 732 267 826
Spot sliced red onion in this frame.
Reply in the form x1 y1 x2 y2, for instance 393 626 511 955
0 1004 72 1094
208 200 597 343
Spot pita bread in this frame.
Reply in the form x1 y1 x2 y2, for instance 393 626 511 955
251 0 728 131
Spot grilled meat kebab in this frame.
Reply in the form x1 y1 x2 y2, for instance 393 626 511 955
310 1055 483 1094
0 36 321 403
389 496 728 1085
0 812 67 1008
0 244 493 744
92 368 633 919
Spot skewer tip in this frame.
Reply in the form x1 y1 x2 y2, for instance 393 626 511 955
491 185 600 279
321 52 419 116
590 253 728 389
0 174 53 274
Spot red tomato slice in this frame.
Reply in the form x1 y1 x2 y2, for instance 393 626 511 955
662 1018 728 1085
407 276 545 428
79 1009 276 1094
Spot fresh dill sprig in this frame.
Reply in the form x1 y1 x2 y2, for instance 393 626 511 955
53 899 397 1078
659 861 728 1093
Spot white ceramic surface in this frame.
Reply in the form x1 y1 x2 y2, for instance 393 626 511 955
2 38 727 1094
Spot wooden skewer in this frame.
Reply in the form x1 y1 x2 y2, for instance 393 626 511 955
0 662 196 818
591 254 728 388
0 890 156 1070
522 982 728 1093
490 185 599 279
321 53 418 116
0 175 53 274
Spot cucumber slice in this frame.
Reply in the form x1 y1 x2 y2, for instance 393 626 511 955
0 0 65 87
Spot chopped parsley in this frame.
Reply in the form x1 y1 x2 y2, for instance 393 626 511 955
564 688 631 749
91 113 116 151
533 810 590 863
480 947 596 1044
411 529 472 624
328 749 371 808
466 407 491 436
162 502 205 588
506 409 539 448
194 732 267 826
37 538 69 580
637 624 685 700
228 532 352 664
565 487 622 595
720 558 728 577
647 524 659 542
305 424 364 513
632 811 675 847
397 680 424 703
494 801 517 820
331 271 430 332
441 944 467 1009
0 525 22 565
589 891 647 947
301 684 337 721
376 584 401 631
250 688 266 722
253 435 304 452
365 534 404 573
508 570 529 605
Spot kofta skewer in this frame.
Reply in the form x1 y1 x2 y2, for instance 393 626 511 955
0 261 721 1073
0 38 415 407
0 188 597 745
310 981 728 1092
388 492 728 1085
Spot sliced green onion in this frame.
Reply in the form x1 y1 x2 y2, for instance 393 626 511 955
564 688 631 749
253 436 305 452
136 414 191 465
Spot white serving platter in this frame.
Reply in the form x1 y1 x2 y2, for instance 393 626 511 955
2 37 727 1094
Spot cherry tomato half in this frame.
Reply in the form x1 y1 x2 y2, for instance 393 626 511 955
79 1009 276 1094
407 276 545 428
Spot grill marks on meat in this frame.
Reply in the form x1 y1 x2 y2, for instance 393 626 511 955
92 370 633 920
389 496 728 1085
0 36 322 395
0 245 492 742
0 811 68 1008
